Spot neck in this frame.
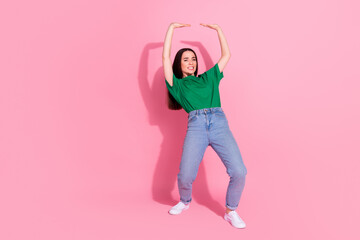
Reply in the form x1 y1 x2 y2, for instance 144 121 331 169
183 73 194 78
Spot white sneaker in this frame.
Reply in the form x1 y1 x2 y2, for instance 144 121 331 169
224 211 246 228
168 202 190 215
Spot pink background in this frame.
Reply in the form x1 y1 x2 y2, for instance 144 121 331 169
1 0 359 239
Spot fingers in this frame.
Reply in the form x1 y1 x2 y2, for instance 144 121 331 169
172 22 191 28
171 22 218 29
180 23 191 27
200 23 215 28
200 23 219 30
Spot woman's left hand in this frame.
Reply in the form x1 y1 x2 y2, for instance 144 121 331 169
200 23 220 30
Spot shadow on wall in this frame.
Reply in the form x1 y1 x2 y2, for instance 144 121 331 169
138 41 224 217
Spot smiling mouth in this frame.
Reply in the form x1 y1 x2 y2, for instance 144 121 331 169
188 67 194 70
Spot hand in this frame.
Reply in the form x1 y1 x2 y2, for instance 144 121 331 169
170 22 191 28
200 23 220 31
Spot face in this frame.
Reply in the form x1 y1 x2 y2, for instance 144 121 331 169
181 51 197 78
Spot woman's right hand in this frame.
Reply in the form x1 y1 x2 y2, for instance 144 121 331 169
170 22 191 28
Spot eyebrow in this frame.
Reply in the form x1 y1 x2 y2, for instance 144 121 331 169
183 57 196 59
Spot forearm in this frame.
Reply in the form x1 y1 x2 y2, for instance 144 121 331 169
162 25 175 59
216 27 231 58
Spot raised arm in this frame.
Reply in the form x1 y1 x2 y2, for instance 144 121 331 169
162 22 190 86
200 24 231 73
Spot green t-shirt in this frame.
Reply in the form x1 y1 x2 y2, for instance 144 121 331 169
165 63 224 113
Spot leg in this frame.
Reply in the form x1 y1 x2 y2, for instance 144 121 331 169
210 124 247 210
178 122 209 205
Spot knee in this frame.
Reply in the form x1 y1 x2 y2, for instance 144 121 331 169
178 172 196 185
229 165 247 179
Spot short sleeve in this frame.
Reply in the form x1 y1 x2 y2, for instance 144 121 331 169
202 63 224 85
165 74 181 100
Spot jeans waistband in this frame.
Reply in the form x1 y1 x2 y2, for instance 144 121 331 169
188 107 223 117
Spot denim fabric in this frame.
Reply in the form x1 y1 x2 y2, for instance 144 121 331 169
178 107 247 210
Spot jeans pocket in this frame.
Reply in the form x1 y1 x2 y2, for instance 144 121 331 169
214 111 228 124
188 114 198 122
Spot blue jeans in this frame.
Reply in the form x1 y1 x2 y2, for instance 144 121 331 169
178 107 247 211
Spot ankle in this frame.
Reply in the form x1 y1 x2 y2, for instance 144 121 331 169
226 208 235 214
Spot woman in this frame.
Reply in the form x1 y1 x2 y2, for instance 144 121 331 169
162 22 248 229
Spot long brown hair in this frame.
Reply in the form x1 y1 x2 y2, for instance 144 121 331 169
167 48 198 110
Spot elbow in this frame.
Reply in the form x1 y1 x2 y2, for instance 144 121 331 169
162 54 171 60
162 55 170 63
223 53 231 62
227 51 231 59
222 51 231 60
